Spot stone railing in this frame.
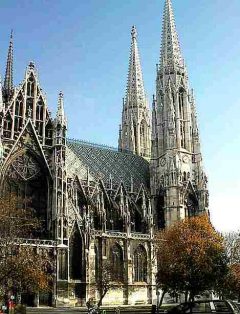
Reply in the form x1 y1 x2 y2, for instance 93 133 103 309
18 238 56 247
93 230 151 240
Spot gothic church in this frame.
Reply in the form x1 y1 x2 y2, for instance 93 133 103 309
0 0 208 307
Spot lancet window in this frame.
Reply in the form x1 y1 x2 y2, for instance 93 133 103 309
133 121 137 153
110 243 123 281
134 245 147 282
140 120 147 156
36 98 44 136
14 96 24 133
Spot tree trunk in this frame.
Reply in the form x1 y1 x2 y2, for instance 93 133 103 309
159 290 166 307
189 291 194 302
185 291 188 303
97 289 108 308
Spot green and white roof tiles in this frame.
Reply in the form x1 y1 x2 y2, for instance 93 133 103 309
66 138 150 191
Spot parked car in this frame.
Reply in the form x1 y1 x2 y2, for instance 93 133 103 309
166 299 240 314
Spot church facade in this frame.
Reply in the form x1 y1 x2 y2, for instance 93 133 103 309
0 0 208 307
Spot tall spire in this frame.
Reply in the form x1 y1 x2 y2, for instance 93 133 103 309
126 25 146 107
119 26 151 160
4 30 14 97
160 0 183 68
151 0 209 227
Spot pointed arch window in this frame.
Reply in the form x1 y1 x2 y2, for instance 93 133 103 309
110 243 123 281
15 96 23 117
140 120 147 155
134 245 147 282
36 99 44 121
133 121 137 153
178 89 184 120
3 112 12 138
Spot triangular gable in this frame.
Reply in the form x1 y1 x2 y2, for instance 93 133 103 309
184 180 198 202
4 118 51 177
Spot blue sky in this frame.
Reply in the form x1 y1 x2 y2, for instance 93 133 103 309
0 0 239 232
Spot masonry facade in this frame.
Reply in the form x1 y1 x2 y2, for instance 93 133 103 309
0 0 208 307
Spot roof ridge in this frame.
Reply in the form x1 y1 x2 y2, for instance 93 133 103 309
67 138 118 151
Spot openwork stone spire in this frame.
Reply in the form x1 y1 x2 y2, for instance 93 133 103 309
4 30 14 97
126 25 146 107
160 0 183 68
119 26 151 160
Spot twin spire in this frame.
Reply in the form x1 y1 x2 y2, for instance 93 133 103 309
160 0 183 68
119 25 151 159
126 25 146 107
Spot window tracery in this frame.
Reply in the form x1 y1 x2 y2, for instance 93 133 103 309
134 245 147 282
9 154 40 181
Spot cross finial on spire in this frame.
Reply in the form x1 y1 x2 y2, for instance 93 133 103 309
4 30 14 99
160 0 183 68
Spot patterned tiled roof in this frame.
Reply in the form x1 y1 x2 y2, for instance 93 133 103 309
67 139 150 189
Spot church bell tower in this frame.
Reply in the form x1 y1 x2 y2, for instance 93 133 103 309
151 0 209 228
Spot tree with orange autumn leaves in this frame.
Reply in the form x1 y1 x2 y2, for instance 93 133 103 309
155 214 228 304
0 193 52 297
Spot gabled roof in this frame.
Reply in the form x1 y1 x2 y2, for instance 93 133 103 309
67 139 150 190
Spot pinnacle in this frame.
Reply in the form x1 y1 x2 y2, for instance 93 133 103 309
4 30 14 96
160 0 183 68
56 91 67 127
